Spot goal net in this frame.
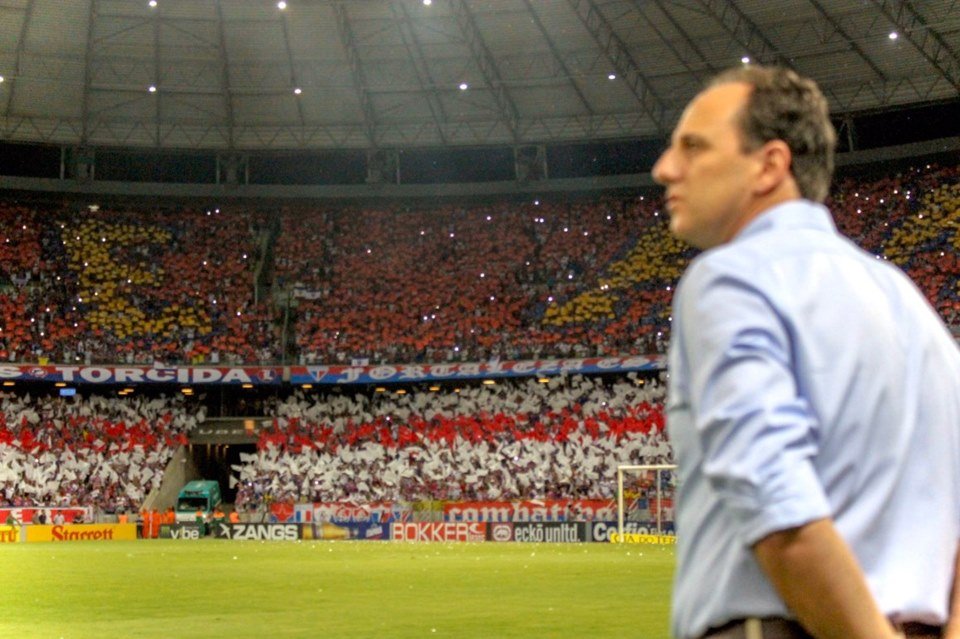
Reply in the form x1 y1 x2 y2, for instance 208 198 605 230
615 464 678 542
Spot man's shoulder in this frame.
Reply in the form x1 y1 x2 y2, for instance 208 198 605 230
679 242 766 295
683 205 856 291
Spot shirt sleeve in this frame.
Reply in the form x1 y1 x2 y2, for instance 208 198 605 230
677 258 831 546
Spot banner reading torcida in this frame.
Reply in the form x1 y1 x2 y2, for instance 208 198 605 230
25 524 137 543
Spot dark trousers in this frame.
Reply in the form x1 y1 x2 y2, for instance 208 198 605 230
701 617 942 639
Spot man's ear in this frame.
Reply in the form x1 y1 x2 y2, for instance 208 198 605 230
753 139 795 197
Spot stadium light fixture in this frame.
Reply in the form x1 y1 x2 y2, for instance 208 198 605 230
294 87 302 95
428 386 440 392
2 381 14 387
482 380 496 385
302 383 313 389
0 76 4 83
242 383 254 389
537 378 550 384
375 387 386 393
888 31 898 40
148 85 157 93
55 382 67 388
459 82 469 91
607 73 616 80
423 0 432 5
741 56 750 64
278 1 287 9
396 389 407 395
148 0 157 7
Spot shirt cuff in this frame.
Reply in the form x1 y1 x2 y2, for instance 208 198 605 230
725 460 832 547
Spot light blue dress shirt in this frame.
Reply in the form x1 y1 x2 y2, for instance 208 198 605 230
667 199 960 639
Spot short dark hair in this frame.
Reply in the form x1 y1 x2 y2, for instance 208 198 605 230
711 66 836 202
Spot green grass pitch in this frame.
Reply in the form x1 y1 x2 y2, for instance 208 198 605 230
0 539 674 638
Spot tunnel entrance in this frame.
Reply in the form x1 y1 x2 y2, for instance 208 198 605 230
186 417 267 504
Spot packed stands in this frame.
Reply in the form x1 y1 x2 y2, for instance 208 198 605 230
278 196 687 365
4 159 959 514
273 163 960 364
231 374 669 510
0 200 274 365
0 391 202 514
832 164 960 327
1 162 958 366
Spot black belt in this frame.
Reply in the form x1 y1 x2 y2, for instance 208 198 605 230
701 617 943 639
701 618 810 639
893 621 945 638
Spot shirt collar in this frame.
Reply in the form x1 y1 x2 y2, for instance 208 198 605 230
734 199 837 243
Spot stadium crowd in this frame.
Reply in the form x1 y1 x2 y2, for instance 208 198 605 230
832 165 960 328
1 162 960 516
0 375 669 515
231 374 669 509
279 196 685 364
0 201 275 365
0 392 202 514
2 163 959 367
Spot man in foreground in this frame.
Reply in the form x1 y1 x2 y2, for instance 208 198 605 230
654 65 960 639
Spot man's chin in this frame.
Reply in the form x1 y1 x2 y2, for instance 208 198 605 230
668 217 688 242
670 223 708 249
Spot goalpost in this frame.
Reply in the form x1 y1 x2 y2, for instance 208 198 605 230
616 464 677 542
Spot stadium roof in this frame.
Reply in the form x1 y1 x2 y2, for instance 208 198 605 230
0 0 957 151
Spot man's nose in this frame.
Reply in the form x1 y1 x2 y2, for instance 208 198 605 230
652 147 676 185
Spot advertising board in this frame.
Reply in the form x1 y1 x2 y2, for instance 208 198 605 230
291 501 411 525
443 499 616 522
588 521 676 542
159 523 204 540
488 523 514 542
24 524 137 543
511 522 588 543
609 532 677 544
215 523 301 541
300 521 388 540
0 525 21 544
390 522 487 542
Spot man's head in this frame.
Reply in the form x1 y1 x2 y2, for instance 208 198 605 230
652 66 836 249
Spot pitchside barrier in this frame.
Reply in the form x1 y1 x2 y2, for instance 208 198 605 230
0 524 21 544
160 523 205 540
486 522 587 543
609 532 677 544
1 523 139 543
1 520 675 544
214 523 302 541
284 498 633 525
275 498 676 543
0 487 677 545
391 522 488 542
